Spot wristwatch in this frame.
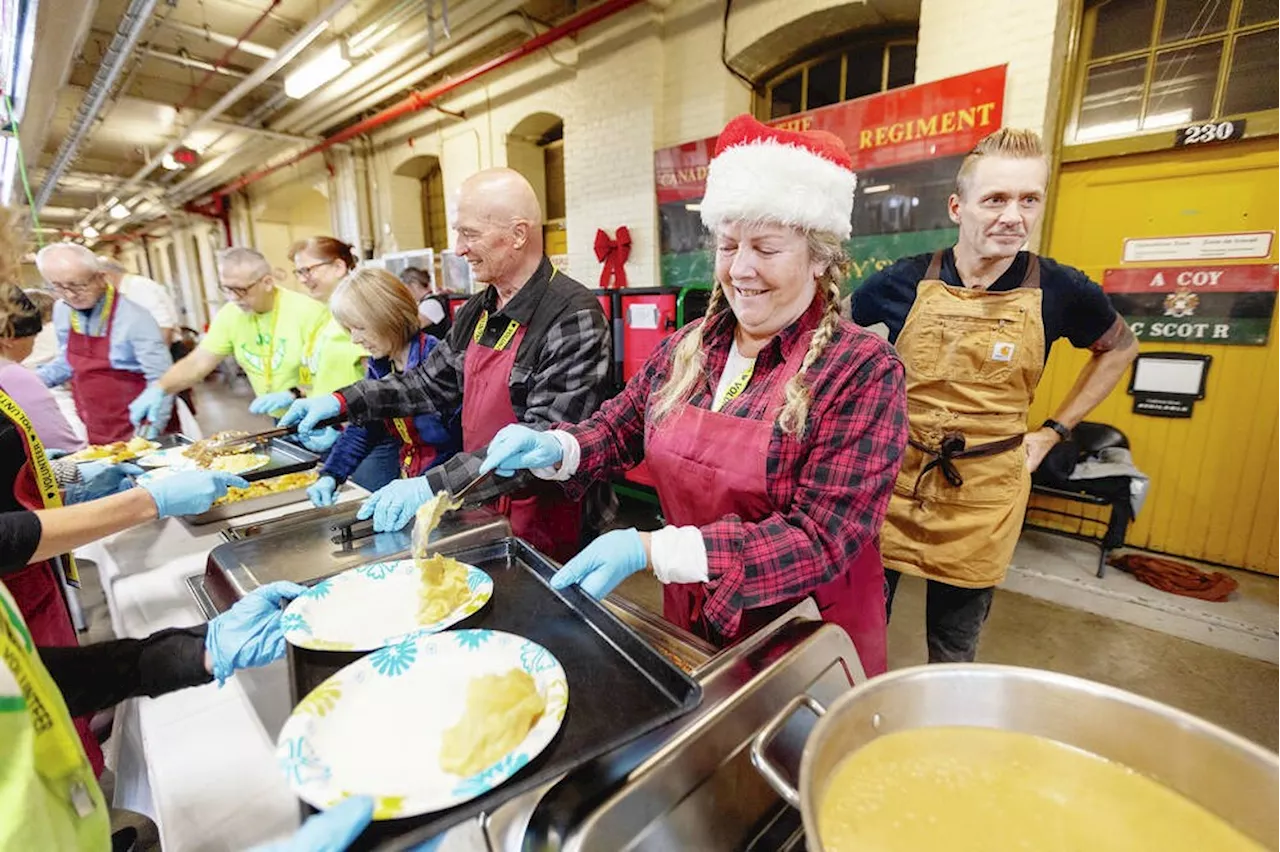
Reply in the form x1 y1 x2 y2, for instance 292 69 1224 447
1042 419 1071 442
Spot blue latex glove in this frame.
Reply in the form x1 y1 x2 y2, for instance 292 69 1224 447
129 384 168 429
205 580 308 684
307 475 338 507
356 476 433 533
139 470 250 518
249 391 297 417
298 426 339 453
45 448 70 460
278 394 341 436
550 528 649 599
479 424 564 477
250 795 375 852
65 463 142 504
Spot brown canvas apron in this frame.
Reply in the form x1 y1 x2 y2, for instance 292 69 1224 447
879 251 1045 588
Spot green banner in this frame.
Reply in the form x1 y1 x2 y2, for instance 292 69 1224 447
1126 316 1271 345
659 227 958 297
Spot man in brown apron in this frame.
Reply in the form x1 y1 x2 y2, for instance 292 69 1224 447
852 128 1139 663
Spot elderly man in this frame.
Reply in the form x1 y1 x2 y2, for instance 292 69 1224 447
853 128 1139 663
129 247 329 425
96 258 180 345
281 168 611 560
34 244 174 444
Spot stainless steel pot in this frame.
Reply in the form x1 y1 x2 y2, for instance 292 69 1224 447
751 664 1279 851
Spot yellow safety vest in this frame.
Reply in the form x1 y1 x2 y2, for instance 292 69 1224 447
0 582 110 851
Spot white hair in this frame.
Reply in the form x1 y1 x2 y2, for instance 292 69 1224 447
35 242 100 277
96 256 128 274
216 246 272 280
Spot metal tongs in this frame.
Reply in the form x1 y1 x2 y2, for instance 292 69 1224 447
329 469 495 547
448 467 496 506
208 415 347 454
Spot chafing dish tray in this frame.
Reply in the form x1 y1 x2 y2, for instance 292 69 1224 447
193 503 511 614
290 536 703 851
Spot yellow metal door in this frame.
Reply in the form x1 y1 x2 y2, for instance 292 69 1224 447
1032 138 1278 575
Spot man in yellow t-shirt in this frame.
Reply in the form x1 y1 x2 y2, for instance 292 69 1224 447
128 247 328 425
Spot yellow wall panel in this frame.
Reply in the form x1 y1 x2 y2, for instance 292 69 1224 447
1031 139 1279 574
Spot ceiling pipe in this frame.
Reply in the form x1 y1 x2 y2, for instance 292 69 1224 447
142 47 258 81
282 2 529 136
33 0 161 212
268 0 505 134
77 0 357 230
296 16 528 136
212 0 646 198
175 0 283 113
162 20 276 60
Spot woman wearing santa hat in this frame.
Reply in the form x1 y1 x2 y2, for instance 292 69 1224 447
482 114 908 674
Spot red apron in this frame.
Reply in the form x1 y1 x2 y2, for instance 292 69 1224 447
389 417 439 479
67 290 175 444
643 336 889 675
462 327 582 562
9 464 106 777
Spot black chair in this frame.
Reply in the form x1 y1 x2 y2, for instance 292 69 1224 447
1025 422 1134 578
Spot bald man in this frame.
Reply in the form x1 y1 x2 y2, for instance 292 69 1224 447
281 168 611 560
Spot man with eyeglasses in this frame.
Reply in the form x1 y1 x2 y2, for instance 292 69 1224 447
129 247 329 426
34 244 175 444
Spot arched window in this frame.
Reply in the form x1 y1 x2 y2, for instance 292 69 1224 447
1072 0 1277 144
762 31 917 121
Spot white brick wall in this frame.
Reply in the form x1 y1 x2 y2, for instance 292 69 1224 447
660 0 752 147
916 0 1068 136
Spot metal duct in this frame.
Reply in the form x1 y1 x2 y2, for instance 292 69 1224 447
33 0 161 211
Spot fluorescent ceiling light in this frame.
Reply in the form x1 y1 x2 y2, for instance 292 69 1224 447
161 153 182 171
284 42 351 99
82 225 99 239
863 184 892 194
109 203 131 220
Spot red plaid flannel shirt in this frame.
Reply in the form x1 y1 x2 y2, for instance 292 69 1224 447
561 297 908 637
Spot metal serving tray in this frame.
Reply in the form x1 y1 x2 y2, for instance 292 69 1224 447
180 478 334 526
287 537 704 851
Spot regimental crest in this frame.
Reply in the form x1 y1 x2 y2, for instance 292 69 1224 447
1163 286 1200 318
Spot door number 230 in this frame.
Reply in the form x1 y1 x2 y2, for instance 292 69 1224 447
1176 120 1245 146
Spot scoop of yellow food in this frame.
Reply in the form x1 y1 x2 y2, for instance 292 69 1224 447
415 554 469 623
213 471 318 506
439 669 545 777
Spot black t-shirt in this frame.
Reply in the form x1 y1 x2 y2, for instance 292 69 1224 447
851 249 1119 358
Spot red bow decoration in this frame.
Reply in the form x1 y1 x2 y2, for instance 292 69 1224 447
594 226 631 289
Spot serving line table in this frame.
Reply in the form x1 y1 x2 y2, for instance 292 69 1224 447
73 487 401 852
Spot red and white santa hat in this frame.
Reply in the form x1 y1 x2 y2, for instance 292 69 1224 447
700 114 856 240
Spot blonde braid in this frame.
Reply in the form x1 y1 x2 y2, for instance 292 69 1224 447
777 233 848 438
651 282 725 424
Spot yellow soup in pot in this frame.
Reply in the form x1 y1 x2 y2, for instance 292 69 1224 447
817 727 1262 852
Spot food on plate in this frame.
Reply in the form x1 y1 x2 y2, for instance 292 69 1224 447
66 436 159 464
816 727 1262 852
182 430 253 466
439 668 546 777
412 491 463 553
206 452 270 475
213 471 319 506
414 553 470 623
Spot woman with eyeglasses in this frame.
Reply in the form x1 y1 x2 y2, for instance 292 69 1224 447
247 237 400 492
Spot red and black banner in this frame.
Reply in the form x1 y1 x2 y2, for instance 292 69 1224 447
1102 264 1278 345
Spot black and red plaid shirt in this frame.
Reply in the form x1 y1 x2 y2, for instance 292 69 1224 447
561 296 908 637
